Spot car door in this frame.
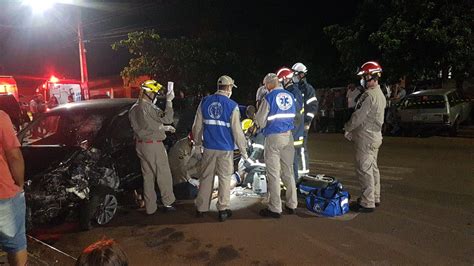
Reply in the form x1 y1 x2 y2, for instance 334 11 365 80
106 110 143 191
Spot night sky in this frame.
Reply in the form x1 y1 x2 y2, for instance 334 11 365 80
0 0 358 94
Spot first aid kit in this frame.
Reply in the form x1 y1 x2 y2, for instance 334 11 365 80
304 181 350 217
297 174 337 197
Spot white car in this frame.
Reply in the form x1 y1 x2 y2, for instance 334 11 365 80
398 89 472 136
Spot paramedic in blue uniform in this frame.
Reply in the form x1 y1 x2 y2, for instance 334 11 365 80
192 75 248 222
254 73 298 218
277 67 305 182
292 62 318 175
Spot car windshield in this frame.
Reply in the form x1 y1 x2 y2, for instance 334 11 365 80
19 110 109 146
400 95 446 109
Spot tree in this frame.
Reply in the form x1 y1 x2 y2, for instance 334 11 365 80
325 0 473 87
112 30 265 103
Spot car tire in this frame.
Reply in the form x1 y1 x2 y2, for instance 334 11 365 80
80 186 118 231
448 119 459 137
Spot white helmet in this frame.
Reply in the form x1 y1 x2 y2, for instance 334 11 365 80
291 62 308 74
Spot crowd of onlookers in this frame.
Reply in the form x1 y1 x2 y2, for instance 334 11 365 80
313 83 409 135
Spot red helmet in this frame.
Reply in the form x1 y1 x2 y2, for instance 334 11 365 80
357 61 382 77
276 67 294 81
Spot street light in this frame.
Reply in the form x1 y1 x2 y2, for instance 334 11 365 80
21 0 89 99
22 0 57 14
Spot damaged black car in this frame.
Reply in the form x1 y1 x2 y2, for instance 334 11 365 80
17 99 146 230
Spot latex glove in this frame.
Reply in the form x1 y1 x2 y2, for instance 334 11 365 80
304 124 310 131
163 125 176 133
344 131 353 141
166 91 174 102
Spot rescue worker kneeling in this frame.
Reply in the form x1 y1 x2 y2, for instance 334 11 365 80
254 73 298 218
192 75 248 222
168 133 201 200
129 80 176 215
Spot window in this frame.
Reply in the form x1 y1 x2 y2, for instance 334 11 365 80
109 113 134 147
21 111 108 146
401 95 446 109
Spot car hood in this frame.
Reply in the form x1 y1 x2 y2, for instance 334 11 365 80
21 145 82 180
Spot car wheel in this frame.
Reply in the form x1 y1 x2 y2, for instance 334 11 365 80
448 119 459 137
80 186 118 230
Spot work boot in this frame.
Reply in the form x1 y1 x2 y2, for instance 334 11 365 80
284 206 296 215
218 209 232 222
350 202 375 213
357 197 380 207
259 208 281 219
160 204 177 213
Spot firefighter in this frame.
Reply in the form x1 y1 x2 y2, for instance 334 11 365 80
129 80 176 215
291 62 318 175
192 75 248 222
254 73 297 218
344 61 386 213
277 67 305 182
168 133 200 199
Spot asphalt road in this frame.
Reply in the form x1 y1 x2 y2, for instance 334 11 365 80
18 133 474 265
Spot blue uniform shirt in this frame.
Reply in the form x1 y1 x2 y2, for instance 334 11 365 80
201 94 238 151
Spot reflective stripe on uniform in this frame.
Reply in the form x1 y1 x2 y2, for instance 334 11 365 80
203 119 231 127
300 147 307 173
267 113 296 121
306 113 315 118
306 97 317 105
294 140 303 146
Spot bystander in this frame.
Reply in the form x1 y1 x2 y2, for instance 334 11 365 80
0 111 27 266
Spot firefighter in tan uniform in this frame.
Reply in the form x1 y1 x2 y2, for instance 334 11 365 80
192 75 248 222
254 73 298 218
129 80 176 215
344 61 386 213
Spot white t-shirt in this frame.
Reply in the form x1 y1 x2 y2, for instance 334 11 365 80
346 88 360 108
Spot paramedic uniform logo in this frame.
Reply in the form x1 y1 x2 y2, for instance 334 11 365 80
276 92 293 111
208 102 223 119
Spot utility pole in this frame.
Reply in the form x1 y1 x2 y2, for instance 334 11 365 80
77 9 89 99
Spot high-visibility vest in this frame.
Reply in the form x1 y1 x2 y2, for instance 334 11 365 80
201 94 237 151
263 88 296 136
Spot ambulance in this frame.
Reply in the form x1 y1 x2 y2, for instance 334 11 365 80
0 76 19 101
40 76 84 105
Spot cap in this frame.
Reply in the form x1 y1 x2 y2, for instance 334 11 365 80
217 75 237 88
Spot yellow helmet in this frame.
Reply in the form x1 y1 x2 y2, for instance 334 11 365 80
241 118 254 133
141 80 163 93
